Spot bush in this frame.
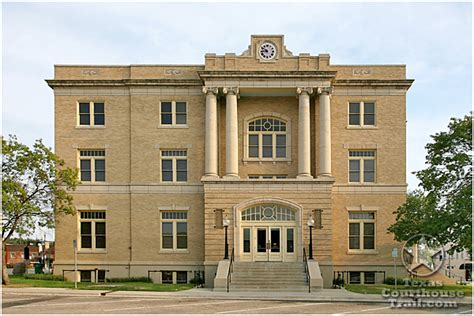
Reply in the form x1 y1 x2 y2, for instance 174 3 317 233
106 277 151 283
190 276 204 286
384 277 406 285
24 274 64 281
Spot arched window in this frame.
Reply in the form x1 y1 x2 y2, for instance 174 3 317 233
248 118 287 159
241 204 296 221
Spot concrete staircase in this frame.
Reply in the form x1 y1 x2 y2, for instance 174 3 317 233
229 262 309 292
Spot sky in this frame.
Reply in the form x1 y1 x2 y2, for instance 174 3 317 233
2 2 472 238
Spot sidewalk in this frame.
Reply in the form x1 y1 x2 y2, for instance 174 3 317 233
3 287 472 305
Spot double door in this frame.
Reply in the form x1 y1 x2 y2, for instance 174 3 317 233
241 225 296 262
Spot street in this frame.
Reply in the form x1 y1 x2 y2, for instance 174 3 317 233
2 291 472 314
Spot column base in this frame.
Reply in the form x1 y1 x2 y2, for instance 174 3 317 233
201 174 220 181
297 174 314 179
223 174 240 180
317 173 333 177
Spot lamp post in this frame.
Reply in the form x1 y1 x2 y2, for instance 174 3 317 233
307 216 314 260
223 218 230 259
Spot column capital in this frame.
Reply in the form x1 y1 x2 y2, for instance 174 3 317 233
317 86 333 95
202 86 219 95
222 87 239 96
296 87 314 96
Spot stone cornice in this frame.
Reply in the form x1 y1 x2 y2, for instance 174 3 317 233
334 79 414 89
45 78 203 88
198 70 337 80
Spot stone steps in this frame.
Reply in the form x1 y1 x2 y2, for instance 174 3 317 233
229 262 308 291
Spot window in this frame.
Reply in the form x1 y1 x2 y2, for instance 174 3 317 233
162 271 173 284
364 272 375 284
248 175 288 179
79 150 106 182
248 118 287 159
349 272 361 284
79 211 106 250
78 102 105 127
241 205 296 221
161 150 187 182
348 102 375 126
287 228 294 253
97 270 106 283
177 271 187 284
349 150 376 183
161 211 188 251
348 212 375 251
243 228 251 253
80 270 92 282
160 101 187 126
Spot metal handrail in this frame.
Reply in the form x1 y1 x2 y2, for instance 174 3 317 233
303 248 311 293
226 248 235 293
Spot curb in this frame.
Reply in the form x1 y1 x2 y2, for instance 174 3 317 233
3 288 472 306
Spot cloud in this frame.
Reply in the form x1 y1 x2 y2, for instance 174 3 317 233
3 2 472 187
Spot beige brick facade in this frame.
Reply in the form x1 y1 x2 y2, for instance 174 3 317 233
49 35 413 288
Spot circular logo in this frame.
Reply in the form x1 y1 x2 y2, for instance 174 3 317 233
401 234 445 277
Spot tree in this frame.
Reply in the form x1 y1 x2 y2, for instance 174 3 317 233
2 136 78 285
389 114 472 253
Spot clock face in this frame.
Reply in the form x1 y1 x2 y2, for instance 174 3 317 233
259 42 277 60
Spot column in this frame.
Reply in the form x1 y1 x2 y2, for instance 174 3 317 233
318 87 332 176
296 87 313 178
203 87 219 178
223 87 239 178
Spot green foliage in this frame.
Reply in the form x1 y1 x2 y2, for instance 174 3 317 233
2 135 79 242
24 274 65 281
389 114 473 253
106 277 151 283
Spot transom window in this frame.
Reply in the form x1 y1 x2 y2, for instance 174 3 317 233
160 150 187 182
241 205 296 221
349 211 375 251
161 211 188 251
79 211 106 250
248 118 287 160
349 150 376 183
248 175 288 179
79 150 106 182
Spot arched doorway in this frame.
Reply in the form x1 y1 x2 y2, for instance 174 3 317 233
233 198 302 262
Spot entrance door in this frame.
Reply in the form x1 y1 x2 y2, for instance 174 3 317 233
253 227 282 261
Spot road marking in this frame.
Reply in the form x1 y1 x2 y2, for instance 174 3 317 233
216 302 328 314
6 298 147 309
103 299 243 312
459 310 473 314
338 306 392 314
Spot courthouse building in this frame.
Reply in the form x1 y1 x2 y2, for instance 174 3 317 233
48 35 413 289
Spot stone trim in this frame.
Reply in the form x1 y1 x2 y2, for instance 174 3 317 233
76 205 108 211
333 184 406 194
157 205 191 211
73 184 204 194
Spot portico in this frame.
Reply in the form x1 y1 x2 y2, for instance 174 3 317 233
201 82 335 180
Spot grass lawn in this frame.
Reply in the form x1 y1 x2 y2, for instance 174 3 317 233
4 275 193 292
345 283 472 296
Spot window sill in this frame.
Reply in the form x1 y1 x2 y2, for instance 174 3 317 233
243 158 292 164
157 125 189 129
346 126 378 130
346 250 378 255
79 182 109 185
78 249 107 254
159 181 189 185
347 182 376 185
75 126 106 129
159 250 190 254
